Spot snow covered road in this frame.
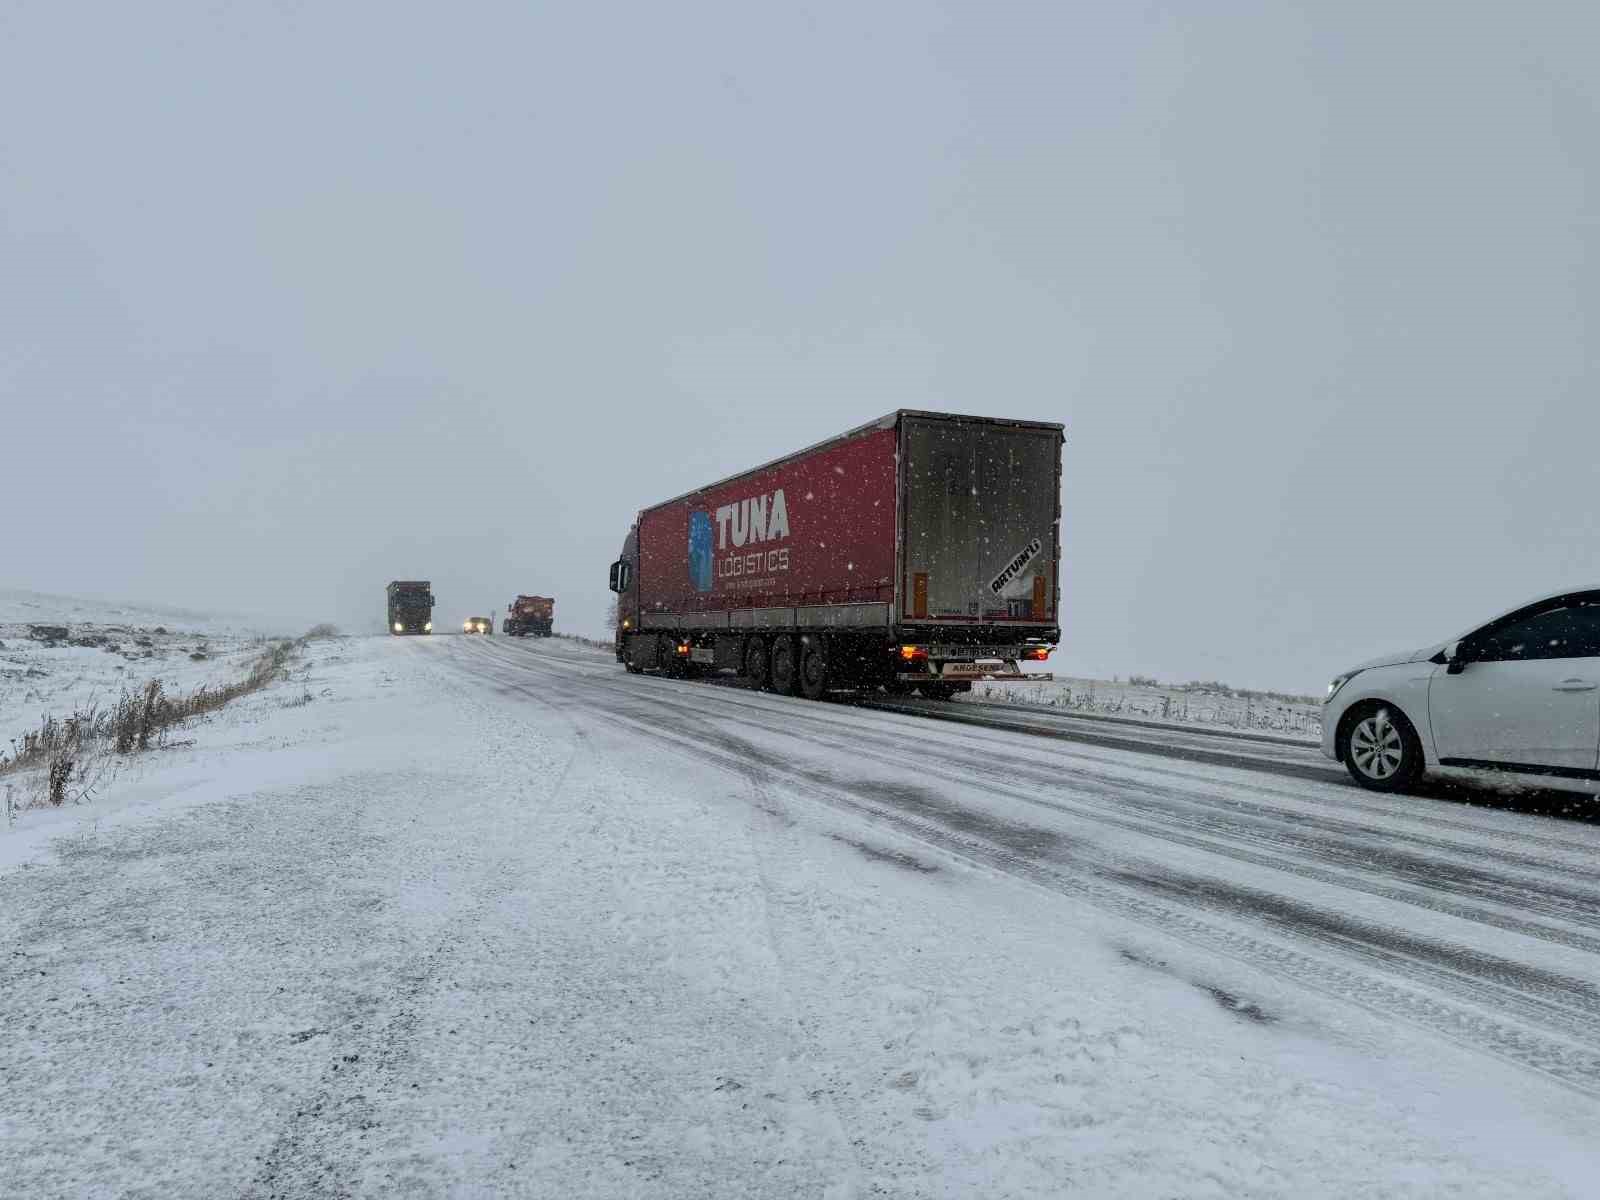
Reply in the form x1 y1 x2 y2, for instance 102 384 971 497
5 633 1600 1197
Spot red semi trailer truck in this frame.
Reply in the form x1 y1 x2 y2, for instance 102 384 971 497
607 410 1061 699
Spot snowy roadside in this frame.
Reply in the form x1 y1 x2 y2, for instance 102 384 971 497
0 598 279 754
1 634 1593 1197
965 673 1324 743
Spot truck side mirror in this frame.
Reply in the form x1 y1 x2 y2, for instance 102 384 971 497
608 562 621 593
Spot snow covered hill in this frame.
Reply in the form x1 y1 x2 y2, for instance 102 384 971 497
0 589 284 753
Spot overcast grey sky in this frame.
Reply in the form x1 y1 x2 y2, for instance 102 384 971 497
4 1 1595 691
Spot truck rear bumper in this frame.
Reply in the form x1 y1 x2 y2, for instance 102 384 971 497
895 667 1053 683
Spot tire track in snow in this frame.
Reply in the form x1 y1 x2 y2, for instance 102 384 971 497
484 634 1600 861
487 644 1600 962
456 639 1600 1097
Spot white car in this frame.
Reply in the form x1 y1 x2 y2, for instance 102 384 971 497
1323 588 1600 793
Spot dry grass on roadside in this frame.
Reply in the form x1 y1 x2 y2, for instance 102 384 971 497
2 638 301 812
554 632 612 653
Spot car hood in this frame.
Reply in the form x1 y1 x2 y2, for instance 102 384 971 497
1348 642 1448 673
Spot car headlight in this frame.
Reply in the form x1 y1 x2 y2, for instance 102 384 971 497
1325 671 1360 703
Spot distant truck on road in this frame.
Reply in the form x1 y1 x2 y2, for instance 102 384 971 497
503 595 554 637
386 581 434 635
607 409 1062 699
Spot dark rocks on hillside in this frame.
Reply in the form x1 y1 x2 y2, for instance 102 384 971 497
134 638 154 649
154 626 169 635
28 624 69 642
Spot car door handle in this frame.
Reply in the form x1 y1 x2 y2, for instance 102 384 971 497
1553 679 1599 691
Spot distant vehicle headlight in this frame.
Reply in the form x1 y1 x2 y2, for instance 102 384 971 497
393 622 404 633
424 621 433 632
1325 671 1360 703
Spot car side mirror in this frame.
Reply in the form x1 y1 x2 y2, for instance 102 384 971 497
1446 642 1475 675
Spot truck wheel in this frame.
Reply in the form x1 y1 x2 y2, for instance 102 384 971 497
770 637 800 695
921 683 957 701
657 639 685 678
799 638 829 700
744 638 770 690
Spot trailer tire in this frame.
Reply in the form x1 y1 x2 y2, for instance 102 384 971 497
770 637 800 696
744 638 770 690
658 638 687 678
799 637 829 700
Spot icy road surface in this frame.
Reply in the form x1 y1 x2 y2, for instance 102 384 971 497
4 633 1600 1198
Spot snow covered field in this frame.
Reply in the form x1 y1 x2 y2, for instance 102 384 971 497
0 587 280 752
967 673 1323 742
4 631 1599 1197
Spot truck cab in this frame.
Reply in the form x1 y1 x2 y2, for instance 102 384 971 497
608 526 640 668
503 595 555 637
386 581 434 635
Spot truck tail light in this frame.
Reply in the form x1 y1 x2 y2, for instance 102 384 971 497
1025 646 1051 661
898 645 928 661
676 641 692 657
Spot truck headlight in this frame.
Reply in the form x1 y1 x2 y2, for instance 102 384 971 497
393 622 403 633
424 621 433 632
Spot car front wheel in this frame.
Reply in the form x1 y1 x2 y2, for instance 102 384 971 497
1340 703 1424 792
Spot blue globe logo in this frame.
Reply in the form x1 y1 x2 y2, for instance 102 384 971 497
688 510 714 592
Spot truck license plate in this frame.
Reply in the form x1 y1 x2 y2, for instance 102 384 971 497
942 661 1019 678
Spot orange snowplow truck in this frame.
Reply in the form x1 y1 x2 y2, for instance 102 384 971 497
503 595 554 637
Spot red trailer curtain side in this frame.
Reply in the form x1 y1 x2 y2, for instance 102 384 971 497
635 424 898 620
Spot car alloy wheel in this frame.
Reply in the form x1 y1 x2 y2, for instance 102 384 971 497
1349 709 1406 782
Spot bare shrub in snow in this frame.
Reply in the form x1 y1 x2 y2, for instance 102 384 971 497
555 633 613 652
2 639 299 811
